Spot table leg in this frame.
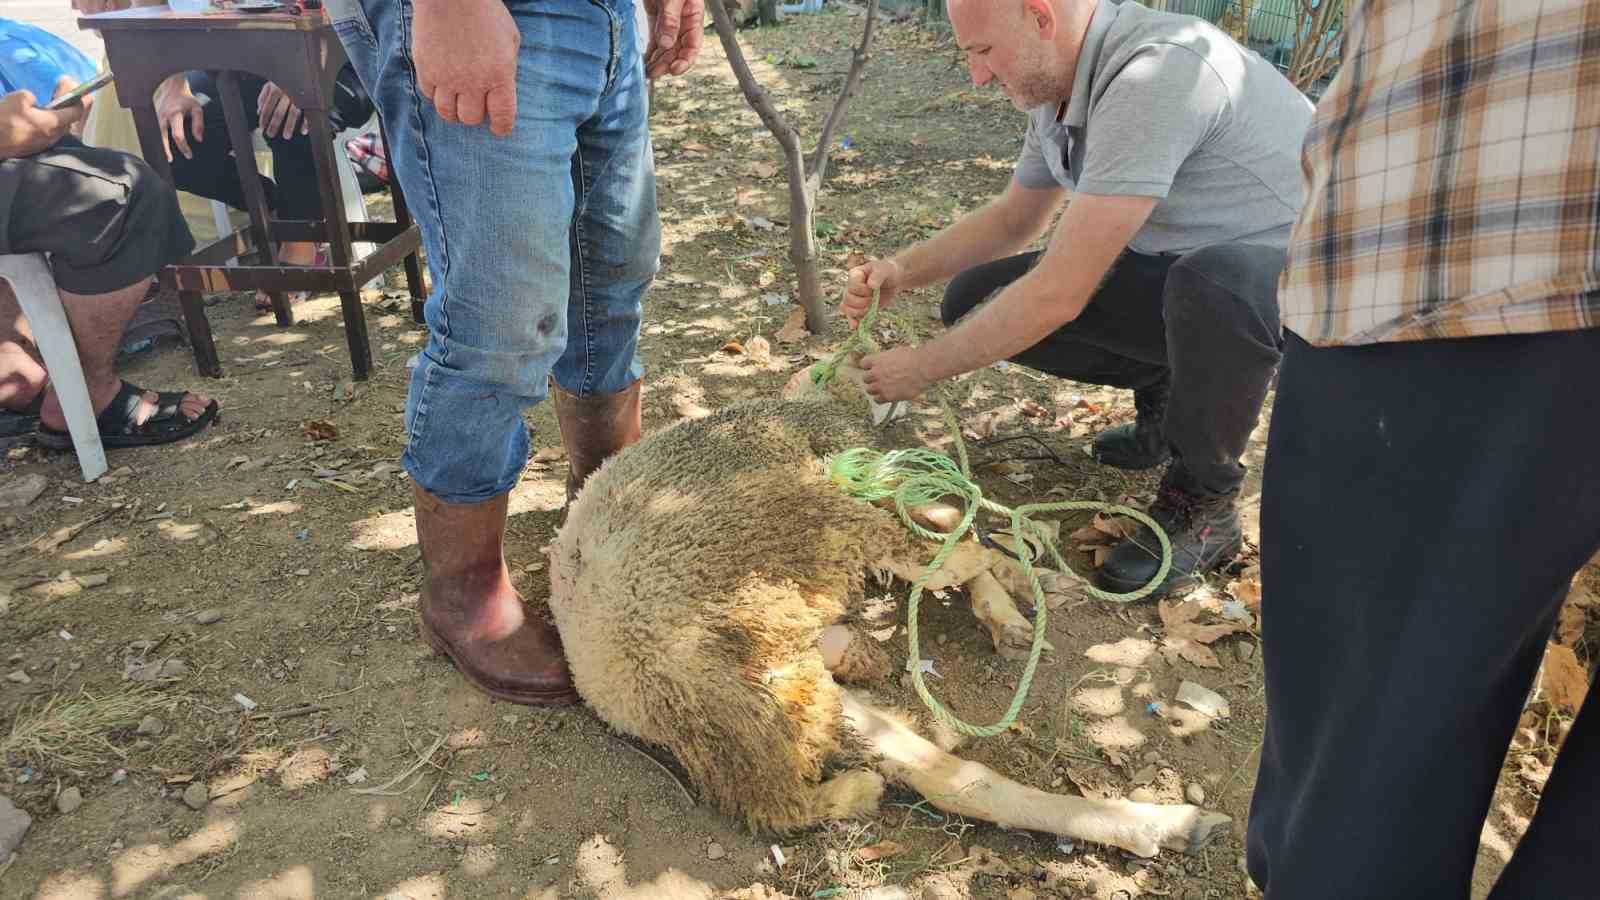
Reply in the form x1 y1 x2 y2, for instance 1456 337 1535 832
307 112 372 381
178 289 222 378
215 71 291 326
380 121 429 326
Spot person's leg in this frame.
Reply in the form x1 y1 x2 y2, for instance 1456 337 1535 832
941 250 1172 390
1097 242 1284 595
549 0 656 497
342 0 619 705
0 139 215 441
1246 329 1600 899
0 281 48 414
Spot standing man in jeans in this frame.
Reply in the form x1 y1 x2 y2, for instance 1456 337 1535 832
327 0 702 706
841 0 1312 598
1247 1 1599 896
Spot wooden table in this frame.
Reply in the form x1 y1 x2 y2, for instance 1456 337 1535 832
80 3 426 380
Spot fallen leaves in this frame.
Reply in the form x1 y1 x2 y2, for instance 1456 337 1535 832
301 419 338 442
854 841 904 862
1158 599 1249 669
1226 564 1263 612
1539 643 1589 714
775 307 810 344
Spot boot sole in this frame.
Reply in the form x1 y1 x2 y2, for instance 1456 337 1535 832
418 616 581 707
1095 538 1244 597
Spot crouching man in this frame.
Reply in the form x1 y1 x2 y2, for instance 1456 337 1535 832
842 0 1312 597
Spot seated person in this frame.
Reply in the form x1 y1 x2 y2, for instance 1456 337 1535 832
154 68 369 312
0 84 218 448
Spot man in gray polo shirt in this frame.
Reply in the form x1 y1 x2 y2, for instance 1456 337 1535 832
841 0 1312 597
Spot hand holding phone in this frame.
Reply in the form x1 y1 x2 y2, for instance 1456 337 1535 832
43 70 115 111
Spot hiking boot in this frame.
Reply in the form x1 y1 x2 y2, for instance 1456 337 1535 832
1097 465 1243 599
550 377 643 504
413 483 578 706
1092 376 1171 470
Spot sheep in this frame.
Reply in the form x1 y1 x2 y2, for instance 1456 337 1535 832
546 394 1230 858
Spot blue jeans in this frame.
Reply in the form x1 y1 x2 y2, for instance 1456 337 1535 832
331 0 659 502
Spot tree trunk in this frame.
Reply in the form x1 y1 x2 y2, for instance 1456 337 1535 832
757 0 781 27
708 0 879 334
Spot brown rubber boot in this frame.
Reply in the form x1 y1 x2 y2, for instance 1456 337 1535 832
412 483 578 706
549 377 643 503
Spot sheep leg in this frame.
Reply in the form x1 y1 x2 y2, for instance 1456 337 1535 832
968 570 1050 661
839 691 1231 858
819 623 891 684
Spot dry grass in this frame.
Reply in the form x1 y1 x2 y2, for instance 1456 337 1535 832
1 686 170 774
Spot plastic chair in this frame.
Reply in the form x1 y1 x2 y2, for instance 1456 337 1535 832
0 253 109 482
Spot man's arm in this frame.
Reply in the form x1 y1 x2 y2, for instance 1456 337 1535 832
858 193 1157 401
893 179 1067 291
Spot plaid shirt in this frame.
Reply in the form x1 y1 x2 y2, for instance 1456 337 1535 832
1279 0 1600 345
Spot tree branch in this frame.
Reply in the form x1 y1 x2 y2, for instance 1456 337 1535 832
808 0 880 183
707 0 803 165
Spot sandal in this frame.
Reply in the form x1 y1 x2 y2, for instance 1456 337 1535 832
36 381 219 451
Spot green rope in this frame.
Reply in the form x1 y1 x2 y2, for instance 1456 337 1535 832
818 291 1173 738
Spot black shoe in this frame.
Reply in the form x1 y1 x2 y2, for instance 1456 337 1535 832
1092 376 1171 470
1097 466 1243 598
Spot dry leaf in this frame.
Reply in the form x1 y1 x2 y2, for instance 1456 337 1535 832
1226 566 1263 612
749 162 778 179
1517 753 1553 791
1064 768 1114 801
855 841 904 862
720 340 745 355
964 411 1002 440
1019 399 1050 418
1160 599 1249 645
1074 397 1101 413
1539 643 1590 713
1557 602 1586 646
1161 639 1222 669
775 307 809 344
681 139 713 154
301 419 338 441
984 460 1027 477
532 447 565 463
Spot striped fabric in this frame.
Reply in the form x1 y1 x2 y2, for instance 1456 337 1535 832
1279 0 1600 345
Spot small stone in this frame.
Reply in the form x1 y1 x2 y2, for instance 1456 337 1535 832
1125 859 1147 876
1237 642 1256 662
0 473 48 510
56 787 83 814
135 716 164 736
181 782 209 810
936 633 947 645
159 659 190 678
1128 787 1158 803
5 670 29 685
1130 765 1158 786
76 573 110 588
192 609 223 625
5 653 20 664
1186 783 1206 806
111 770 128 785
389 816 405 827
293 569 310 577
1143 751 1161 764
706 842 726 860
0 794 32 862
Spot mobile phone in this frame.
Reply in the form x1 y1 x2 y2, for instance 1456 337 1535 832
42 70 115 111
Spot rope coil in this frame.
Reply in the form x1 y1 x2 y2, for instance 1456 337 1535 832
817 290 1173 738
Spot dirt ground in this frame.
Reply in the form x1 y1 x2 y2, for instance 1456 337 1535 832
2 9 1595 900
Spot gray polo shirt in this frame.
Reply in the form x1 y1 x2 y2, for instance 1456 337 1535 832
1015 0 1314 255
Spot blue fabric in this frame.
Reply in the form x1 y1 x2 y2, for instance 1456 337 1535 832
0 19 98 101
334 0 658 502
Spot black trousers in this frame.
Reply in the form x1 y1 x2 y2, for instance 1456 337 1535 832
1247 329 1600 899
943 243 1285 494
0 137 193 294
169 71 325 222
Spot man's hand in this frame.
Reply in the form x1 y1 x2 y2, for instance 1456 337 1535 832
153 74 204 161
50 76 92 137
0 90 85 160
858 345 934 403
256 82 308 140
72 0 133 13
643 0 704 78
841 258 903 327
413 0 520 137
